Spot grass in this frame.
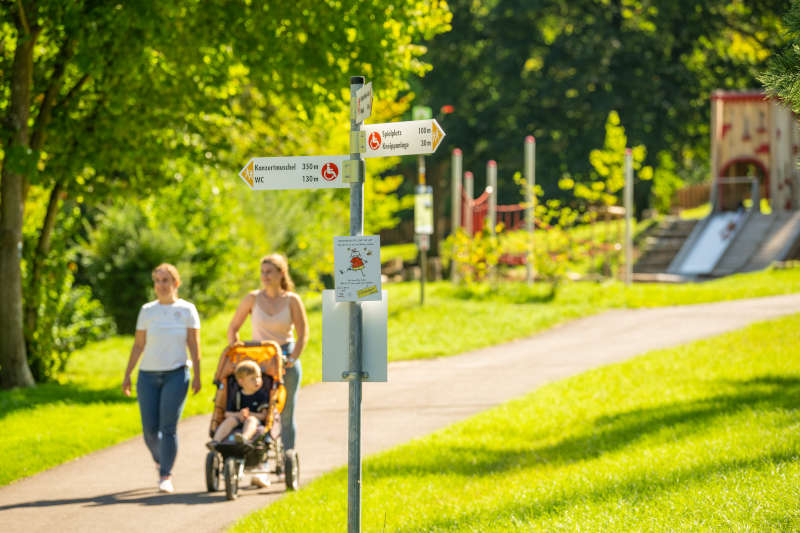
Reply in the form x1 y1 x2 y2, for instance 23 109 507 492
382 242 419 263
230 312 800 532
2 267 800 486
679 199 772 220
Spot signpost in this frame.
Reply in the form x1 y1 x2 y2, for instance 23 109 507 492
624 148 634 286
415 184 433 304
353 81 373 124
411 106 436 305
239 155 350 190
524 137 536 285
238 77 445 533
361 119 445 158
345 77 367 533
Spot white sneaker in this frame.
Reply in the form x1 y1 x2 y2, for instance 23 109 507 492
251 474 270 488
158 478 175 493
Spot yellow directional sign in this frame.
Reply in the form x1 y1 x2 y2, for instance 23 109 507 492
361 119 446 158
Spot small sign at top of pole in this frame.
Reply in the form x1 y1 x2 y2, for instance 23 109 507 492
353 81 373 123
412 105 433 121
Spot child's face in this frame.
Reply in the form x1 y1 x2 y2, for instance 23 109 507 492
237 372 262 394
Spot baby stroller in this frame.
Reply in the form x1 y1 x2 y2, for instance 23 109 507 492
205 340 300 500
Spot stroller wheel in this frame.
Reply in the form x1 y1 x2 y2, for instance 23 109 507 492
223 456 239 500
205 451 221 492
284 449 299 491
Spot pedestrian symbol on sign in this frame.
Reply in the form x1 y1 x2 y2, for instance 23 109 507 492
321 162 339 181
368 131 381 151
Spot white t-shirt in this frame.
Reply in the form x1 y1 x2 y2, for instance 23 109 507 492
135 299 201 371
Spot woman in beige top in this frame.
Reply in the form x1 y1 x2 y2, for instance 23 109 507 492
227 254 309 459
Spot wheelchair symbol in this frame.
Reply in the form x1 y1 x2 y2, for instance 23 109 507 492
368 131 381 151
321 163 338 181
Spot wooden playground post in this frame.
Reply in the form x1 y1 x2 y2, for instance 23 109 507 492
464 171 474 236
487 160 497 236
451 149 462 282
487 160 497 282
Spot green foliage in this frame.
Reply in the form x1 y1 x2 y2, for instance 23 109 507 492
0 0 453 385
79 168 246 333
761 1 800 111
22 204 115 382
650 151 685 214
420 0 788 207
584 110 652 206
445 226 502 284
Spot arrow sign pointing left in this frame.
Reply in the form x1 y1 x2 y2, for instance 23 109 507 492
239 155 351 190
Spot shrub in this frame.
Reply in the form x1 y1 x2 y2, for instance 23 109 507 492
22 203 116 381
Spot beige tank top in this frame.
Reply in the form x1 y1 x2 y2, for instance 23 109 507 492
252 296 294 344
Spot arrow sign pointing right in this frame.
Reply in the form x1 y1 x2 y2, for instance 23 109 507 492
361 119 446 158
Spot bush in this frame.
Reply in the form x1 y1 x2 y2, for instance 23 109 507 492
22 203 116 381
79 172 248 333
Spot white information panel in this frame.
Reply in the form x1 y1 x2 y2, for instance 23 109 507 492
322 290 387 382
353 81 373 123
239 155 350 190
415 185 434 235
362 119 445 158
334 235 382 302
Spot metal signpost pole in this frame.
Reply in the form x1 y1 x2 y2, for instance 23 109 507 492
347 75 365 533
624 148 633 286
525 136 535 285
451 149 462 282
487 160 497 237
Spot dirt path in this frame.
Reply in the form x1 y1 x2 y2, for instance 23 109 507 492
1 294 799 533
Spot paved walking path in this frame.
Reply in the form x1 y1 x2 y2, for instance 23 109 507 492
1 294 799 532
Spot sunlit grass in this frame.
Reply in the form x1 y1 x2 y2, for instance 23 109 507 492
2 267 799 486
230 313 800 532
382 242 419 263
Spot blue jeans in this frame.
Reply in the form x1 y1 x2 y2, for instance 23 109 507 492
137 366 189 478
281 342 300 450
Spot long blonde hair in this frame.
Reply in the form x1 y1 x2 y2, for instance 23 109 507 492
260 254 295 292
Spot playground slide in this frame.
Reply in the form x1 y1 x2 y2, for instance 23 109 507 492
674 212 743 275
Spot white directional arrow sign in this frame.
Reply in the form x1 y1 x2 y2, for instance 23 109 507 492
239 155 350 190
362 119 445 158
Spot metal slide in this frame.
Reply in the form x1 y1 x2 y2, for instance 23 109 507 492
672 212 744 275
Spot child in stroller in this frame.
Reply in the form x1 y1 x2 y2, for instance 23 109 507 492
204 340 299 500
206 360 269 449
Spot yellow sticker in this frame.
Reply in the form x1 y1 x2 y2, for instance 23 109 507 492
357 285 378 298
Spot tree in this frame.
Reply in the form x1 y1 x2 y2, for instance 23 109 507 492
761 1 800 110
0 1 452 387
419 0 788 208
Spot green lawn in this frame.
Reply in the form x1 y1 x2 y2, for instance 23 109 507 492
2 267 799 486
230 312 800 532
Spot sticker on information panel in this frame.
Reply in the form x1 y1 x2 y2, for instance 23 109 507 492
334 235 382 302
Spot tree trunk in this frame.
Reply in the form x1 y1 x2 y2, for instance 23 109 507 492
0 171 33 389
24 183 63 345
0 14 38 388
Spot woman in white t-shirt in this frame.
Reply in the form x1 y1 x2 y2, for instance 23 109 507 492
122 263 202 494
